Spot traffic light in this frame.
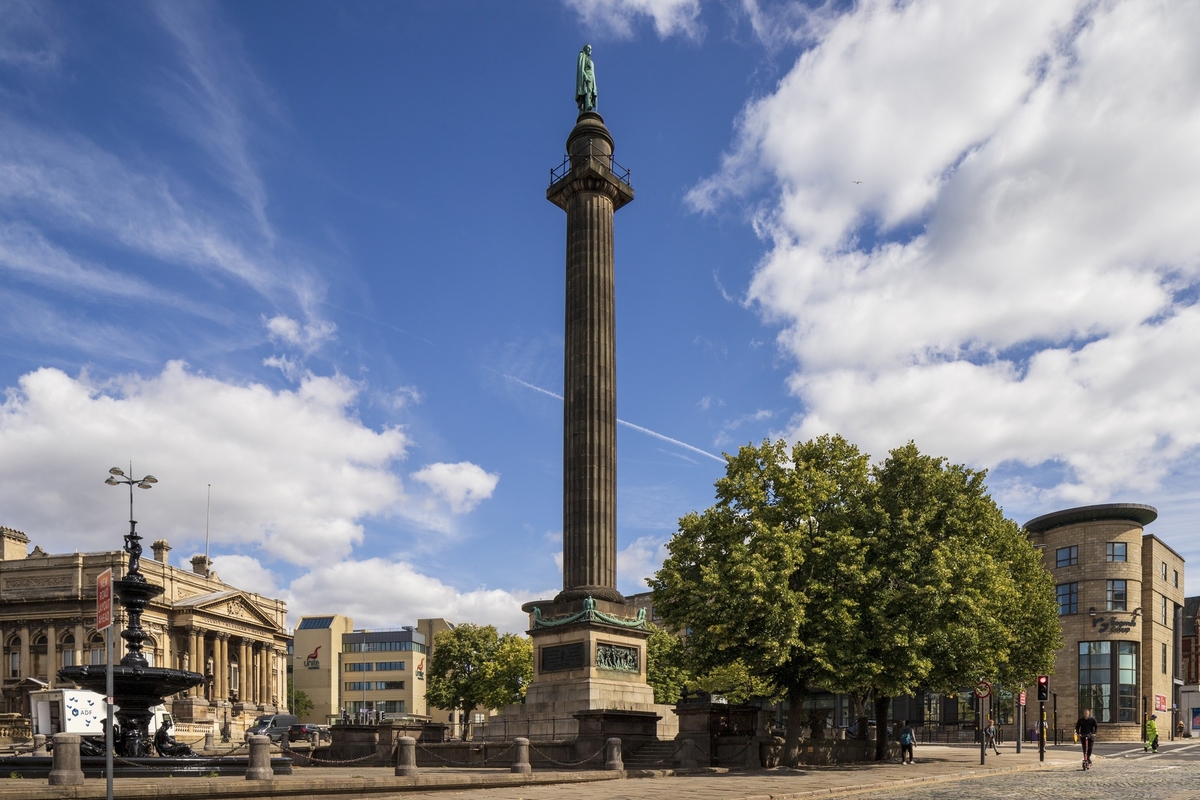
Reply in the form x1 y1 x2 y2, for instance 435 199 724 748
1037 675 1049 701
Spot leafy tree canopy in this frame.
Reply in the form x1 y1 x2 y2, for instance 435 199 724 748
650 435 1061 764
426 624 533 723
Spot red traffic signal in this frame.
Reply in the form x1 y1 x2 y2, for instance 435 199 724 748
1036 675 1049 701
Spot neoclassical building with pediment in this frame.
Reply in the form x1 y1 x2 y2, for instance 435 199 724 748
0 526 289 725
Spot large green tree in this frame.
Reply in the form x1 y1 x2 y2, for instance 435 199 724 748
426 624 533 736
825 442 1060 760
650 435 871 765
651 436 1061 764
286 675 315 719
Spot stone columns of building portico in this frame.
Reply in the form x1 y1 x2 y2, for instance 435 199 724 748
240 640 251 703
45 623 56 687
187 629 202 696
18 623 30 679
217 634 230 701
259 645 269 705
73 622 84 670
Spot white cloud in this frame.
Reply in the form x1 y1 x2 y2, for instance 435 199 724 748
0 362 407 566
207 554 280 595
617 535 668 596
564 0 703 40
286 557 541 634
411 462 500 515
264 314 337 352
695 0 1200 500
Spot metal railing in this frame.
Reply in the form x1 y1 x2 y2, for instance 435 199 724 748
549 142 632 187
475 716 579 742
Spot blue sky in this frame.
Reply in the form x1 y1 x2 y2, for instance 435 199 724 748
2 0 1199 630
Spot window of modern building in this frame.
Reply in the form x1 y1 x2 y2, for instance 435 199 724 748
1106 580 1127 611
1175 570 1180 588
1162 562 1168 580
376 681 405 690
345 681 372 692
376 661 405 671
297 617 334 630
1079 641 1138 723
1163 643 1168 674
1057 583 1078 615
345 662 373 672
379 700 406 714
1106 542 1127 562
1056 546 1079 568
343 641 426 653
1162 595 1169 625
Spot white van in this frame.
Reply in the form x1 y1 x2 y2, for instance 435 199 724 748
30 689 169 738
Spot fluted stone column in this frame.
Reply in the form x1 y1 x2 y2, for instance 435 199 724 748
217 634 229 700
259 646 269 705
45 623 56 686
548 111 634 604
18 623 30 679
73 623 84 669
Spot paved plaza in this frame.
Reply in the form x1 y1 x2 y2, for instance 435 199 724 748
4 743 1200 798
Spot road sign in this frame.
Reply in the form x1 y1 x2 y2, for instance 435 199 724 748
974 680 991 699
1019 690 1027 706
96 569 113 631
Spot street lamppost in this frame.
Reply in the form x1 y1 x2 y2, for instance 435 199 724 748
101 466 155 799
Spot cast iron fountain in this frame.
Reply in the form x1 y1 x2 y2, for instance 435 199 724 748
58 517 205 757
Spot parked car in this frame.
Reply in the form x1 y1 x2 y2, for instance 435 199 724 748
245 713 300 743
288 723 327 742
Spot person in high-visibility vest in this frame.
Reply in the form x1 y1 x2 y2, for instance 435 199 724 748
1145 714 1160 753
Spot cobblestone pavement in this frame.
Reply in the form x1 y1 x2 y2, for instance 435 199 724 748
356 748 1199 800
871 755 1200 799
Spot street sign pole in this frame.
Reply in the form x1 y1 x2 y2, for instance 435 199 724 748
1016 691 1024 754
1038 701 1046 762
97 569 113 800
974 681 991 766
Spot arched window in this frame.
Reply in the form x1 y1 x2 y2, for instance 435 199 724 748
31 634 47 679
61 634 76 668
4 637 20 679
89 633 106 666
142 637 157 668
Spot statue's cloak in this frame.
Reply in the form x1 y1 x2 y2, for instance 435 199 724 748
576 50 597 109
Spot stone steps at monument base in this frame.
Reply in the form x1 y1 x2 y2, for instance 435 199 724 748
623 741 680 768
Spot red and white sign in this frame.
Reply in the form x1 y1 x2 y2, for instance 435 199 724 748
1156 694 1169 712
974 681 991 699
1019 691 1027 707
96 569 113 631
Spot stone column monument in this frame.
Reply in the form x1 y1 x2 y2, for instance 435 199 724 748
497 47 673 750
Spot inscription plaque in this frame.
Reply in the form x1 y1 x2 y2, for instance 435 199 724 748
541 642 585 672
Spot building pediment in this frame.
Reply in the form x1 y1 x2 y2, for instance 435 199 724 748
174 590 281 633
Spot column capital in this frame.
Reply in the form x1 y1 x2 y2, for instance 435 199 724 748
216 632 231 641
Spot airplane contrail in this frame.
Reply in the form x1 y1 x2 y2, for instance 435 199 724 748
496 372 726 464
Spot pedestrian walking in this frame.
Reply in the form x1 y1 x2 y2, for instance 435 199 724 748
1145 714 1159 753
985 717 1001 755
898 720 915 764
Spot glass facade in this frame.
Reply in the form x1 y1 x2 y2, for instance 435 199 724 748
1057 583 1078 615
1079 642 1112 722
343 640 425 653
1079 641 1138 723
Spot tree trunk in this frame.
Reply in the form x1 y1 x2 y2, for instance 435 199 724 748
783 690 807 767
874 694 890 761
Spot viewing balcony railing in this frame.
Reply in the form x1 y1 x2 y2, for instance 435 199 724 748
549 143 632 187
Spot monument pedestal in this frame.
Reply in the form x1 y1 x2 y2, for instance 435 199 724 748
171 696 210 723
495 597 676 741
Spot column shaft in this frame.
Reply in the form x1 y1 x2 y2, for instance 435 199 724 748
19 625 30 678
46 624 56 686
73 623 84 669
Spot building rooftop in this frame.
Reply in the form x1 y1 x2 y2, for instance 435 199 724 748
1024 503 1158 534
